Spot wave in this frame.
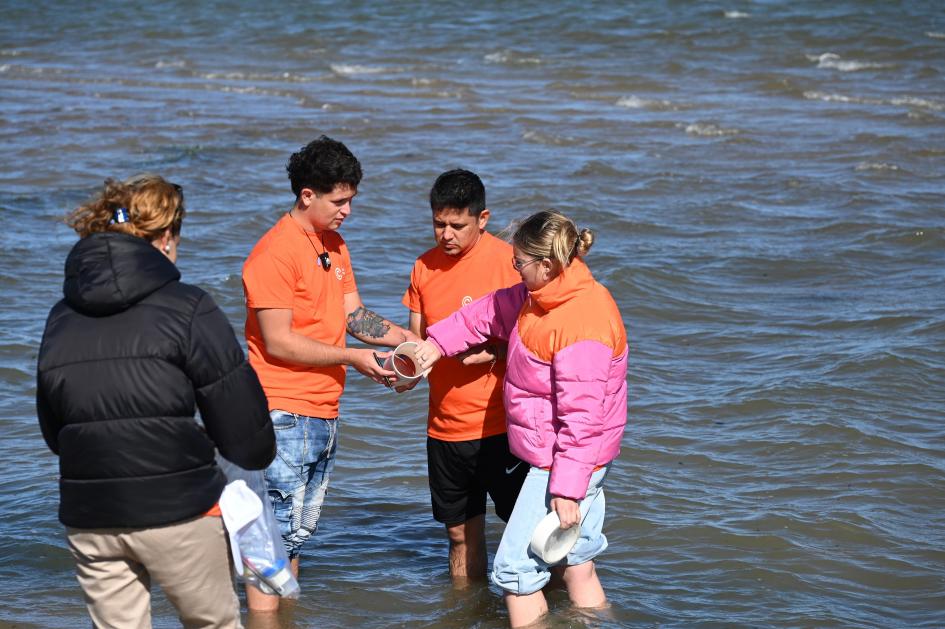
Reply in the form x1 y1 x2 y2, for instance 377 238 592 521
0 63 62 76
616 95 679 111
889 96 944 112
521 129 579 146
926 32 945 39
803 91 873 105
330 63 387 76
808 52 892 72
803 91 944 112
484 50 542 65
154 59 187 69
724 10 750 19
573 160 628 178
681 122 739 137
854 162 901 172
198 69 317 83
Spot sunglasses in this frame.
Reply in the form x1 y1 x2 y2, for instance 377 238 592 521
511 256 541 271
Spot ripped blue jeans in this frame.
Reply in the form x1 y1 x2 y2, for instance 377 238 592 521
264 410 338 559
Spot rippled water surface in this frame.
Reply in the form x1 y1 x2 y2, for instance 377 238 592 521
2 1 944 627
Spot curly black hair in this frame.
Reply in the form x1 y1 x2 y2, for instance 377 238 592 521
286 135 363 197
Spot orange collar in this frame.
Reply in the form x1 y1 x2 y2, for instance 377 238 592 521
529 258 595 311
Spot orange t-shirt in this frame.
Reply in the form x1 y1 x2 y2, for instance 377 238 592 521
403 231 521 441
242 214 357 418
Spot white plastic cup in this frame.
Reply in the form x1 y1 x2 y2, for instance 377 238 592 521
383 341 426 390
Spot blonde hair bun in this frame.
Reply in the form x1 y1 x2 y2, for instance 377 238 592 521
576 227 594 256
512 210 592 269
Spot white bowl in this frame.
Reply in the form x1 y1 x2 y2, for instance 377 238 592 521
529 511 580 564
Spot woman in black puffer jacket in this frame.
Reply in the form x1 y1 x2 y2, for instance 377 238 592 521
37 174 275 628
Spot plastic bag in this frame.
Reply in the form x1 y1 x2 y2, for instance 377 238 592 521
217 456 301 598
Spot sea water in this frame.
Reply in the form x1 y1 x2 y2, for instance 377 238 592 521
1 1 943 627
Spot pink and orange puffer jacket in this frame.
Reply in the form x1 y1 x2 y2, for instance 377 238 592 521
426 258 628 500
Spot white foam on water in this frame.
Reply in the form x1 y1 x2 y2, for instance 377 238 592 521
926 31 945 39
522 129 574 145
330 64 386 76
808 52 891 72
804 91 943 112
0 49 23 57
855 162 900 172
202 71 250 80
724 10 750 19
2 64 56 76
803 90 873 105
616 96 647 108
219 85 263 94
522 130 549 144
155 59 186 69
889 96 944 112
484 51 541 65
201 70 315 84
682 122 739 137
616 95 677 110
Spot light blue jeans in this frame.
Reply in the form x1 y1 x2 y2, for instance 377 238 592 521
264 410 338 559
491 465 609 595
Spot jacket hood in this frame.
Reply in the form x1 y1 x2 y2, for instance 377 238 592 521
63 232 180 315
530 257 594 311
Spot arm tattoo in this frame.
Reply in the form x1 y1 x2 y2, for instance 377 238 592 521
346 306 391 340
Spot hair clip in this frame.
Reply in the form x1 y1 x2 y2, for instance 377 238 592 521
111 207 130 224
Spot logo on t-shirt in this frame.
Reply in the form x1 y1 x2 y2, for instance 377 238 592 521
461 295 473 307
335 266 344 281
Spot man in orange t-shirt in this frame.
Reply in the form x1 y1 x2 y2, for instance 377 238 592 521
402 169 527 579
242 136 416 611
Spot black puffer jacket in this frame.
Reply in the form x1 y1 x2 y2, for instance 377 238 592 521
37 232 275 529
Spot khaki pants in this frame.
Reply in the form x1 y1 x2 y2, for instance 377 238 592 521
67 515 241 629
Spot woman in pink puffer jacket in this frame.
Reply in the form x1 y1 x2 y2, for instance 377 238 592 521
413 210 628 628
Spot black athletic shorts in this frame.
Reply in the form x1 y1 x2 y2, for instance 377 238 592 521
427 432 529 526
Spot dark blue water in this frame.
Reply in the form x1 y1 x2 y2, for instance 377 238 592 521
2 1 944 627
